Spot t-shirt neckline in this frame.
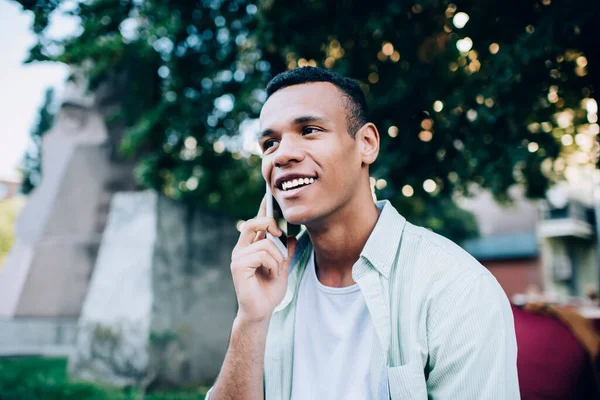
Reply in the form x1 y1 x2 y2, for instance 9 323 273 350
309 251 361 295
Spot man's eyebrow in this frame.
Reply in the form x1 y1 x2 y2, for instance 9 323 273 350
259 128 276 139
292 115 331 125
259 115 331 138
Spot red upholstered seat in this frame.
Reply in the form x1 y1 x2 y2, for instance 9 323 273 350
511 304 597 399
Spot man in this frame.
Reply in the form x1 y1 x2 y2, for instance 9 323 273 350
206 67 519 399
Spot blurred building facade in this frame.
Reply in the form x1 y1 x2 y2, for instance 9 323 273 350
0 78 133 360
538 177 599 299
461 180 599 302
460 186 542 299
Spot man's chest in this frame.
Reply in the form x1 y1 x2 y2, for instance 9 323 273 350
290 275 387 400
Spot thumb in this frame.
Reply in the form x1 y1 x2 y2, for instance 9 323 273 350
280 236 297 276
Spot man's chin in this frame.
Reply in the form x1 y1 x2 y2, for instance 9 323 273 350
282 206 316 226
282 214 309 227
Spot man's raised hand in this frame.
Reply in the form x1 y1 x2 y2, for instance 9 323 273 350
230 196 297 323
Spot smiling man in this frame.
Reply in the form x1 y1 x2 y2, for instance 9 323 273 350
206 67 519 399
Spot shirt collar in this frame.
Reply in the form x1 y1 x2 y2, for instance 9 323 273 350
358 200 407 279
289 200 407 280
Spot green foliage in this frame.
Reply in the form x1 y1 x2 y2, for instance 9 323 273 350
21 88 55 195
0 357 207 400
14 0 600 242
0 197 25 264
0 357 122 399
149 330 178 347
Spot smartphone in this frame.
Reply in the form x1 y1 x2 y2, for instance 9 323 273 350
266 183 288 260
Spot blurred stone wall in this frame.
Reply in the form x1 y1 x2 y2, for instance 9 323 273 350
150 194 239 387
70 191 239 388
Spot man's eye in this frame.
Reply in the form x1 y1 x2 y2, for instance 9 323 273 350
302 127 320 135
263 139 277 150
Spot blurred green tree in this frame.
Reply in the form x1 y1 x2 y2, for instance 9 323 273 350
21 88 55 195
13 0 600 241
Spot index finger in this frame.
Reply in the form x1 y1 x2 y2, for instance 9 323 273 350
257 194 267 218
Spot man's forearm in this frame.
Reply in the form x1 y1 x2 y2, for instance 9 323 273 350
209 316 271 400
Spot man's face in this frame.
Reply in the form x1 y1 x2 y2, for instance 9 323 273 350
259 82 363 226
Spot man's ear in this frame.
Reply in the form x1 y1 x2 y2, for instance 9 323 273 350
357 123 380 166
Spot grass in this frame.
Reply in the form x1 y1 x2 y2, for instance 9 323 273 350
0 357 207 400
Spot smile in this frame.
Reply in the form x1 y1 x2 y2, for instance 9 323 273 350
281 177 315 191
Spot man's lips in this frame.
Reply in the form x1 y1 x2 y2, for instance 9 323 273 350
274 173 318 190
277 179 316 198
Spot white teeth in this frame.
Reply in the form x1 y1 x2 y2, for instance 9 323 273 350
281 177 316 191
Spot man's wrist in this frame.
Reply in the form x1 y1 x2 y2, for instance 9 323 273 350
234 312 272 329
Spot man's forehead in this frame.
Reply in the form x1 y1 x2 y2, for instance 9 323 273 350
259 82 345 126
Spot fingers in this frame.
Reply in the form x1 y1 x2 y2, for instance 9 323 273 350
257 194 267 218
230 236 298 282
236 217 281 248
231 250 279 277
234 238 285 269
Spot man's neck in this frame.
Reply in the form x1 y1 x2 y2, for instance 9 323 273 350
306 193 381 288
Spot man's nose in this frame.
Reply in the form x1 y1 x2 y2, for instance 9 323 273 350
273 134 304 167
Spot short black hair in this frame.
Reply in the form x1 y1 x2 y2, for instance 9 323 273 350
265 67 368 137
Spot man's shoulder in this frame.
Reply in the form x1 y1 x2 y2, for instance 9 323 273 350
400 221 492 284
398 222 510 323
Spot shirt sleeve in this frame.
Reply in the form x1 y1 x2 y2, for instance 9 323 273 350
426 271 520 399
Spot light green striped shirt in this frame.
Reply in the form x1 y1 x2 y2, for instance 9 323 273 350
207 200 520 399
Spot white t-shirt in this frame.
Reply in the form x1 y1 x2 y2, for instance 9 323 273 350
290 251 386 400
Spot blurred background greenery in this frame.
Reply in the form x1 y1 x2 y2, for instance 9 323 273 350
15 0 600 242
0 357 207 399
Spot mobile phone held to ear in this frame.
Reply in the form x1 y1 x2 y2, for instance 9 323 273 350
266 183 288 260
